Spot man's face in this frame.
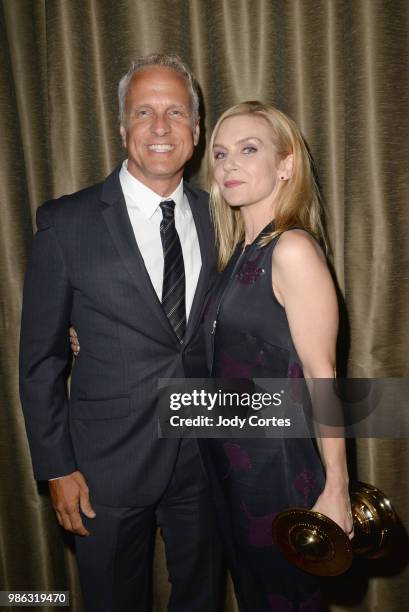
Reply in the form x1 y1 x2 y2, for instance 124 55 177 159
120 66 200 196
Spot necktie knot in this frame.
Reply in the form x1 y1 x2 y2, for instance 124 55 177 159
160 200 176 222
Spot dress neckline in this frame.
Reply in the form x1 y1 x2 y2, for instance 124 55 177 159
242 220 275 251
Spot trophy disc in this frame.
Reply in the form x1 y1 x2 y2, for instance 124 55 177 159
272 508 353 576
350 482 397 558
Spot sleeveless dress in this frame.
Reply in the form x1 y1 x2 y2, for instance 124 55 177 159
199 224 327 612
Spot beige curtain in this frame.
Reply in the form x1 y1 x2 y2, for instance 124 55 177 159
1 0 408 610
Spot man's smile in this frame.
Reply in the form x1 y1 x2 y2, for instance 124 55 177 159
147 144 176 152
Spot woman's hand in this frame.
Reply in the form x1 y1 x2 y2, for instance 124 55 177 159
69 327 80 356
311 487 354 539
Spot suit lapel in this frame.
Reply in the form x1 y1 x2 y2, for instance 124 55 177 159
99 168 213 346
99 168 176 341
184 184 212 344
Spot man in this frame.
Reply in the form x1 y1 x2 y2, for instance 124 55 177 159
19 54 222 612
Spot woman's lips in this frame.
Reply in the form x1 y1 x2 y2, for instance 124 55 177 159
224 180 244 188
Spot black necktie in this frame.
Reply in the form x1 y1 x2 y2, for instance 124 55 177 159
159 200 186 342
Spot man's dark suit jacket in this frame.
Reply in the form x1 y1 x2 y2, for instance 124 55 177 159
19 167 215 507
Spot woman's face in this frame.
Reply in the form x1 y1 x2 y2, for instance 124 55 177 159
212 114 290 210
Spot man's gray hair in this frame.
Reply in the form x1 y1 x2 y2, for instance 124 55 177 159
118 53 200 130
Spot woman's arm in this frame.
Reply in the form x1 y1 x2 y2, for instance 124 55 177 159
272 229 353 537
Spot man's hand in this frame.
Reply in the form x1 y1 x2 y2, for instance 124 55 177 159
49 471 96 536
69 327 80 356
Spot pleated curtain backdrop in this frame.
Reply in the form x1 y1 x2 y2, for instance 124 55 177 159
1 1 408 610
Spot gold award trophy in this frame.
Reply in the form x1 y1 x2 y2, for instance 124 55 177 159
272 482 398 576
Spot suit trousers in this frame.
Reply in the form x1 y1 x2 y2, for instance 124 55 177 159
75 438 224 612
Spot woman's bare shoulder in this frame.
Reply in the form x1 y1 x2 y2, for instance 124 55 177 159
273 229 325 266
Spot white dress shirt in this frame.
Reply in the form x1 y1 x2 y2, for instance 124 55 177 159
119 160 202 320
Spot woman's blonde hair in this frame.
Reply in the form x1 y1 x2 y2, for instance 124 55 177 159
207 101 325 270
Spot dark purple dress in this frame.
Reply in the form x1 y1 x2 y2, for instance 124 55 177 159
200 225 327 611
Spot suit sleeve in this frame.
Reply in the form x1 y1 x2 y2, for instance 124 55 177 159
19 204 77 480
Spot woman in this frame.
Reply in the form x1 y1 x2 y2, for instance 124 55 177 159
198 101 353 611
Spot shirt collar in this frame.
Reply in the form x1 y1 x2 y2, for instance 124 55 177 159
119 159 186 220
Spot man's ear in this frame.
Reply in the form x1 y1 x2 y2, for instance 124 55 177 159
193 121 200 147
119 124 127 148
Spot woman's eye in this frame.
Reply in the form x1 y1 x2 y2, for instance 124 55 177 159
214 151 225 160
243 145 257 154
